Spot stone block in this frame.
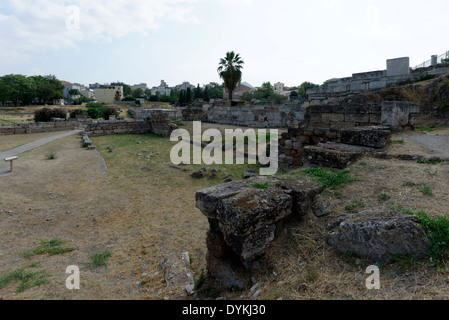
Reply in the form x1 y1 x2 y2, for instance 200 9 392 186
339 126 392 149
303 143 367 169
327 211 429 262
387 57 410 77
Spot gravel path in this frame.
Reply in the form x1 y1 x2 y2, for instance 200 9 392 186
407 133 449 158
0 130 82 159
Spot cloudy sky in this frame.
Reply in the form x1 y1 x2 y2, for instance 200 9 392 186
0 0 448 88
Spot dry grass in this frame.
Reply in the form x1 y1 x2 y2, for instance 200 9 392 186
0 131 75 152
1 122 449 300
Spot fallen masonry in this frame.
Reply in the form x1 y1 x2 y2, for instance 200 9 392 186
326 211 430 262
196 176 323 289
196 176 433 289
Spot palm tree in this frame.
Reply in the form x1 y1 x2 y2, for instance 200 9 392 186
217 51 244 101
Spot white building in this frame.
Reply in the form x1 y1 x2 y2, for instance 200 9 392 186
274 82 284 93
152 80 171 96
61 81 83 99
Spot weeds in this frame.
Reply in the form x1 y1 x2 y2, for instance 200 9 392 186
302 168 357 189
418 184 433 196
87 250 112 268
395 205 449 267
424 168 438 177
415 127 436 133
0 263 48 293
378 194 391 201
251 181 271 189
21 238 78 257
391 139 405 145
46 152 57 160
345 200 365 213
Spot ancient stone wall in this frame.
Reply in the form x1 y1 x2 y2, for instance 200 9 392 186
206 104 304 128
84 111 176 138
83 120 151 137
0 121 78 135
278 101 419 170
181 108 208 121
129 108 183 121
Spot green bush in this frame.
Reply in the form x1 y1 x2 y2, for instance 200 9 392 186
69 109 87 119
87 107 104 119
34 108 67 122
102 106 119 120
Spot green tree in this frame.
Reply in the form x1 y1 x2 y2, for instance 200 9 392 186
194 84 203 100
133 88 144 99
0 74 36 106
203 85 210 102
217 51 244 100
68 89 80 96
290 90 299 100
241 91 254 102
179 90 186 106
122 84 132 97
186 87 192 105
207 82 224 99
298 81 320 97
169 88 180 104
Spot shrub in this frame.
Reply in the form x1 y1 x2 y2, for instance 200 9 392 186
34 108 67 122
85 102 104 109
69 109 87 119
102 106 119 120
87 107 103 119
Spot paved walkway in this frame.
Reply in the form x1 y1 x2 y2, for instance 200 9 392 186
0 130 82 159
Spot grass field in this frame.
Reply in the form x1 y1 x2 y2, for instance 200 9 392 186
1 124 449 300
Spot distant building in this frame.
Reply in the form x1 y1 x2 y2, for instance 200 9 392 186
175 81 195 92
223 81 256 100
152 80 171 96
61 81 83 99
131 83 148 91
89 83 104 90
95 86 123 104
274 82 284 93
80 89 95 100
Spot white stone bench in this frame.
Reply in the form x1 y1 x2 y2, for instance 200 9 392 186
4 156 18 172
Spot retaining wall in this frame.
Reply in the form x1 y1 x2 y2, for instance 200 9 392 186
0 121 78 135
278 101 419 170
206 104 304 128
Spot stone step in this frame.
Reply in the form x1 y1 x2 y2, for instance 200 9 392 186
304 142 373 169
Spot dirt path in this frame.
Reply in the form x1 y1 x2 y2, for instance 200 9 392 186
0 130 82 161
387 128 449 159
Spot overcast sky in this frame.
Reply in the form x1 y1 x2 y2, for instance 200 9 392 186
1 0 448 88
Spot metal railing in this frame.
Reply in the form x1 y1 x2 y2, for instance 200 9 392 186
412 51 449 70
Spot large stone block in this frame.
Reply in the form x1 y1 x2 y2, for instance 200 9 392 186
327 211 430 262
387 57 410 77
303 142 369 169
339 126 392 149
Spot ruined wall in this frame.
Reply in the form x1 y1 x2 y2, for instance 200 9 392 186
181 108 207 121
84 111 176 137
130 108 183 121
278 101 419 170
84 120 151 137
0 121 78 135
207 104 304 128
307 64 449 102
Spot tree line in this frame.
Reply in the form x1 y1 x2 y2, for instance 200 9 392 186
117 82 224 106
0 74 65 106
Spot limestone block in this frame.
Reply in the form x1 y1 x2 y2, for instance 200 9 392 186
327 211 429 262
